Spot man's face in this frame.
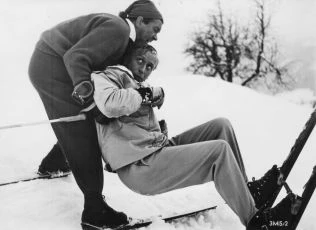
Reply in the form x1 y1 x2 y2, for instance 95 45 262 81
127 49 158 82
135 18 162 46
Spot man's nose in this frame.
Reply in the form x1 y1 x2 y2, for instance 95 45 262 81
139 66 145 73
152 34 157 41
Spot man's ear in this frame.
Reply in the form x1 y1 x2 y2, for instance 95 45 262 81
135 16 144 27
153 62 159 70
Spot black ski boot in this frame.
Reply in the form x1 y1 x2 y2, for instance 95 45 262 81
247 193 301 230
247 165 280 209
81 196 129 229
38 143 70 175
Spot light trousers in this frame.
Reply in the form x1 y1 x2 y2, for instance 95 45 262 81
117 118 257 225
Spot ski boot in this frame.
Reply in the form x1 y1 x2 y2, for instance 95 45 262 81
38 143 71 176
81 195 129 229
247 193 302 230
247 165 280 209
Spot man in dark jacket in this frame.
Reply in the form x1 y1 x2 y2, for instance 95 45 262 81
28 0 163 228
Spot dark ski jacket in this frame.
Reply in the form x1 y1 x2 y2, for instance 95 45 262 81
37 13 132 87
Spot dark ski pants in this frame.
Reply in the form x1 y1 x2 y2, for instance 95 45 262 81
117 118 257 225
28 41 104 207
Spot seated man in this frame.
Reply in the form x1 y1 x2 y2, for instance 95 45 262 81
91 44 297 230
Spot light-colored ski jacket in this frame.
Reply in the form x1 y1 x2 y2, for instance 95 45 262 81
92 65 168 171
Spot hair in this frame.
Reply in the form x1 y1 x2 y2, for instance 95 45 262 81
119 11 158 24
118 0 163 24
142 44 158 55
123 44 159 68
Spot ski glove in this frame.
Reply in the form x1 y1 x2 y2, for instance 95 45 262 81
136 87 165 109
80 103 115 124
136 87 153 103
151 87 165 109
71 80 94 106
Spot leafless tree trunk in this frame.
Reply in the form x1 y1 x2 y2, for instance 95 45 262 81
185 0 296 93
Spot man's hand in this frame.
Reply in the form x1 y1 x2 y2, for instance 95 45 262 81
136 86 165 109
71 80 94 106
136 87 153 103
151 87 164 109
80 103 114 124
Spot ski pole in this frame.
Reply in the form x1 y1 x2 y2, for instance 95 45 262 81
0 113 86 130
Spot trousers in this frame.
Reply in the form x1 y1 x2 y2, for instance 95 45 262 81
117 118 257 225
28 41 104 208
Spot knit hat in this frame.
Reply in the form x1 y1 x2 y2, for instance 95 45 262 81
122 0 163 23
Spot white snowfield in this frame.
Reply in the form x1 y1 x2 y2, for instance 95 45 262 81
0 75 315 230
0 0 315 229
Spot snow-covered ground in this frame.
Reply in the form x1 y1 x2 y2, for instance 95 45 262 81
1 74 315 230
0 0 315 230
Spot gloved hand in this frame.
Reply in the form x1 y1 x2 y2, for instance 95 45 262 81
136 87 153 103
151 87 165 109
136 86 165 109
71 80 94 106
80 103 114 124
159 119 168 138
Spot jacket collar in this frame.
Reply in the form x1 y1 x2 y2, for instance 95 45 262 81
126 19 136 42
107 65 149 87
107 65 134 78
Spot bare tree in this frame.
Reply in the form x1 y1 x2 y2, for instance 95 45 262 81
185 1 241 82
185 0 297 93
241 0 281 86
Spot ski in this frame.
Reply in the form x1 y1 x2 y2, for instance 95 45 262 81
290 166 316 230
262 108 316 210
81 205 217 230
0 171 71 186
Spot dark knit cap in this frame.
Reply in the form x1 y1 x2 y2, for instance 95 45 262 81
122 0 163 22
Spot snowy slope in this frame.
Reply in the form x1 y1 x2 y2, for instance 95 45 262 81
1 75 315 230
0 0 315 229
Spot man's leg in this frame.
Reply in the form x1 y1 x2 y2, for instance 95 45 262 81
170 118 248 181
117 140 257 225
38 142 70 174
29 46 104 198
29 47 127 227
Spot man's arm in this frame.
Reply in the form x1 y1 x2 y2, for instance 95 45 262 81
64 19 130 87
92 71 143 118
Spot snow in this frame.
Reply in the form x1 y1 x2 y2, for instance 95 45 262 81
0 0 315 230
276 88 316 107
